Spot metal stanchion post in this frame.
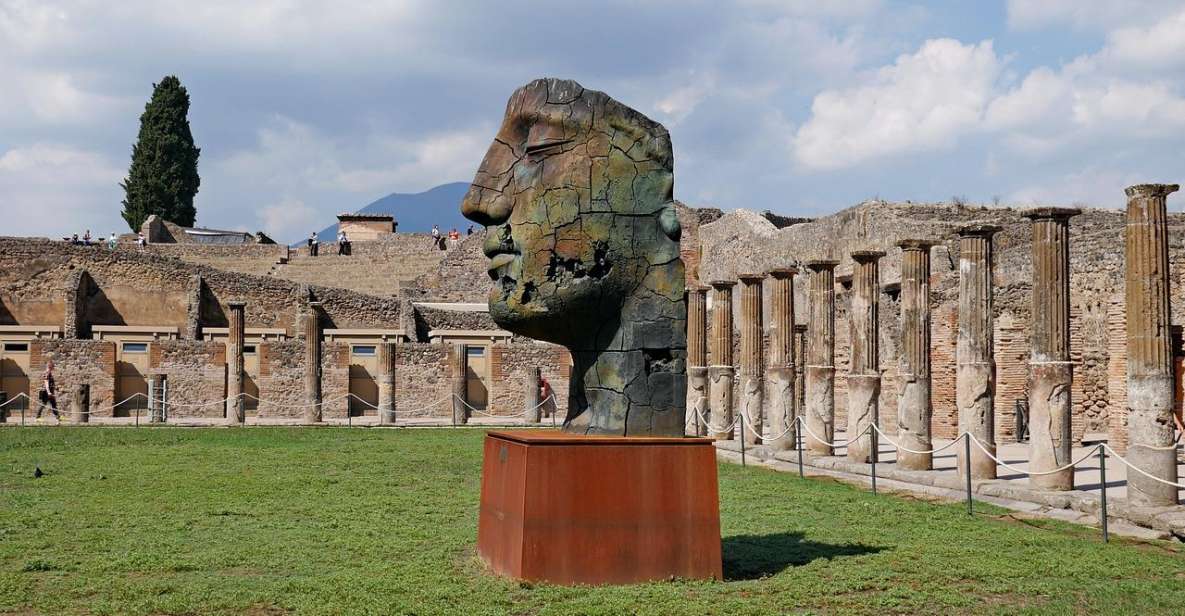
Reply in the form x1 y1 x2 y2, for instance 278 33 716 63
964 433 973 515
1098 444 1109 543
135 405 139 428
796 418 804 478
739 411 747 468
870 425 877 495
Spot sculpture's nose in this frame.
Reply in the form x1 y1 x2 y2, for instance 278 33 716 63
462 140 517 227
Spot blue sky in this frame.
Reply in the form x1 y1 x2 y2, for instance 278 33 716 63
2 0 1184 242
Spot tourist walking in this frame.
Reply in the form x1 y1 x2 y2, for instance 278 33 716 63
308 232 319 256
337 230 350 255
108 233 117 250
82 230 92 246
36 361 60 423
448 228 461 248
136 232 146 250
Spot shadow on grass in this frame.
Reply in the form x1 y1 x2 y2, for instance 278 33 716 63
722 532 885 580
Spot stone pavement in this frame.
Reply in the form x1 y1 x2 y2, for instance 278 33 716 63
715 426 1185 541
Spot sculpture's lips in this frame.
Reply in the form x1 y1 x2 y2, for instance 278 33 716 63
487 252 516 280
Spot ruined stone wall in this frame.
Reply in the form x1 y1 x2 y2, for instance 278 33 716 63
0 237 403 335
145 244 288 278
488 342 571 418
258 340 307 418
281 233 451 298
395 343 450 417
406 232 490 303
151 340 226 418
28 339 116 417
413 305 500 340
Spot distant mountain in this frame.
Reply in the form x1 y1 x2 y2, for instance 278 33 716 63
310 182 473 243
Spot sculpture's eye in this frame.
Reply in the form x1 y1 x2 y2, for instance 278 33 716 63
525 140 570 160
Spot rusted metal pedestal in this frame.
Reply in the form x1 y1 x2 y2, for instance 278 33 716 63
476 431 722 585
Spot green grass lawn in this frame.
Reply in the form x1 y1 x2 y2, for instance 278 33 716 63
1 428 1183 616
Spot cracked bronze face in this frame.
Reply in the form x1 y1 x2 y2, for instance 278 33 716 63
462 78 687 436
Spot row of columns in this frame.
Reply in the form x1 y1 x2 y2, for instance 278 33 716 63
686 183 1180 507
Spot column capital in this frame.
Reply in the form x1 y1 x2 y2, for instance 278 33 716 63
804 259 839 271
1022 206 1081 221
1125 183 1179 198
896 239 938 251
793 323 807 334
709 279 737 290
767 267 798 278
850 249 886 262
956 224 1002 238
737 273 765 284
227 300 247 309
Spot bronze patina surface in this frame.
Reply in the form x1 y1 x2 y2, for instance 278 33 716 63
462 78 687 436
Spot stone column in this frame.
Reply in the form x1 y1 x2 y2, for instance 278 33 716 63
708 280 736 440
226 301 246 425
378 341 397 425
896 240 936 470
526 366 542 423
450 343 469 425
767 268 797 451
805 260 838 456
793 324 807 417
738 274 765 445
1124 183 1181 507
71 384 90 424
687 286 709 436
301 302 322 424
847 251 883 463
956 226 1001 480
1024 208 1080 491
148 375 163 423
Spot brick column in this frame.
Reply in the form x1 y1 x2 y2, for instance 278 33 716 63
738 274 765 445
896 240 936 470
767 268 797 451
1124 183 1181 506
793 324 807 418
847 251 883 463
301 302 322 424
709 280 736 440
805 260 838 456
226 301 246 425
1024 208 1080 491
450 343 469 425
378 341 397 425
687 285 709 436
526 366 542 424
956 225 1001 479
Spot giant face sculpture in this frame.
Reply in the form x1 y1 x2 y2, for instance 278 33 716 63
462 78 687 436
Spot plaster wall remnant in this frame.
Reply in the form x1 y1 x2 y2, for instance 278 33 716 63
738 273 765 445
449 343 469 425
378 341 397 424
767 268 797 451
225 301 246 425
896 240 936 470
1025 208 1080 491
1123 183 1181 507
300 302 322 424
847 251 883 463
956 226 1001 479
709 280 737 440
805 260 838 456
687 285 709 436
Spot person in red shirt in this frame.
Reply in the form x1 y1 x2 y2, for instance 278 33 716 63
539 375 555 418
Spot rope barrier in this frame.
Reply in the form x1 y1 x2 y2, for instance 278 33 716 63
968 433 1101 477
0 393 30 408
871 424 963 455
794 415 852 448
1102 444 1185 489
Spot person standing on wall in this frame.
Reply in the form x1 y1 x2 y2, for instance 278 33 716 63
36 360 60 423
308 232 319 256
337 230 350 255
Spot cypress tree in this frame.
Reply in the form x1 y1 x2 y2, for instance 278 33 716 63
120 75 201 230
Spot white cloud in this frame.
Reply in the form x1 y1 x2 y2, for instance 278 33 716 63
1101 9 1185 70
1005 0 1184 31
0 144 124 237
258 198 319 240
792 39 1001 170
